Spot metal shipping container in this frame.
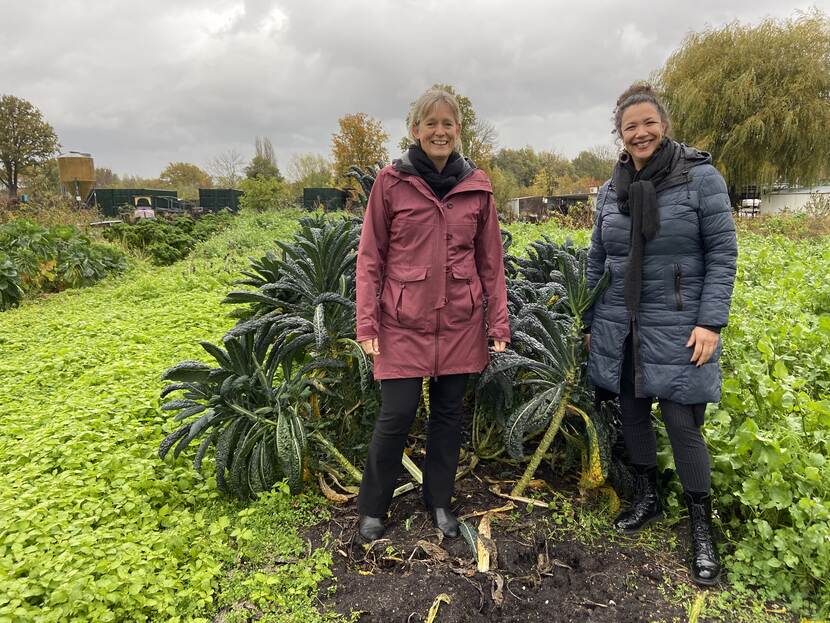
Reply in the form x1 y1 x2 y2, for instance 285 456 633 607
199 188 242 212
303 188 349 212
92 188 178 217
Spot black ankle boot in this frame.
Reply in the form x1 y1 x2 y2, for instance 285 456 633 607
613 465 662 534
429 507 459 538
358 515 386 541
684 491 721 585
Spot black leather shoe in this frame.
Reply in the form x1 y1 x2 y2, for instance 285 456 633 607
429 507 459 538
358 515 385 541
613 466 663 534
685 492 721 586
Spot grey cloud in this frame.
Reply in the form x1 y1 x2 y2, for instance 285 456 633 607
1 0 824 175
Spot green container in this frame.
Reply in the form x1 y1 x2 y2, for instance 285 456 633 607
303 188 348 212
93 188 178 217
199 188 242 212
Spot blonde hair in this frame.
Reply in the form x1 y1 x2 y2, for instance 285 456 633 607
407 88 463 152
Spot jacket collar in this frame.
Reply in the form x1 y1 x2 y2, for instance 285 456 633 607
609 142 712 194
390 152 490 199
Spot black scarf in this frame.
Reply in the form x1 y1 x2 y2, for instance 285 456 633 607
612 138 676 314
407 145 466 199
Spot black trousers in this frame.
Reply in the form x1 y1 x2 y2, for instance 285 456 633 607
357 374 468 517
618 337 712 493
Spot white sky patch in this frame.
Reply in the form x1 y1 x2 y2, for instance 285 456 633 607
618 23 659 58
193 3 246 35
259 5 288 35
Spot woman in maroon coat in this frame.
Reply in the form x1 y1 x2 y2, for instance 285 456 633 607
355 88 510 540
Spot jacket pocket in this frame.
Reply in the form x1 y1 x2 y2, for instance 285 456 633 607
601 260 613 304
380 265 430 328
444 265 482 325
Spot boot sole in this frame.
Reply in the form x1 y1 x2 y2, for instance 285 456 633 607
616 512 664 535
691 570 721 586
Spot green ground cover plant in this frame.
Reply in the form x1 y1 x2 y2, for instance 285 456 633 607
212 484 354 622
0 209 320 622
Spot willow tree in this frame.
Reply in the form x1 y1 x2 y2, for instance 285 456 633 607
656 11 830 188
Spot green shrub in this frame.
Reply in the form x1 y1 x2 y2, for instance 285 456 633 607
0 219 125 303
239 176 292 212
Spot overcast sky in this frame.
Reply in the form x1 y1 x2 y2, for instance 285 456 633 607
2 0 827 178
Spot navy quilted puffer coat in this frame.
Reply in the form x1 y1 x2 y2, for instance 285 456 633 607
585 143 737 405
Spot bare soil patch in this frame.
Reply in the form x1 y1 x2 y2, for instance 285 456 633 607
307 467 731 623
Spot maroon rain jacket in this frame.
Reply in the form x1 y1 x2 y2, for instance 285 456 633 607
356 158 510 380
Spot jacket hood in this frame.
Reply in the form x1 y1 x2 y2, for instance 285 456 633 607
676 142 712 168
653 141 713 191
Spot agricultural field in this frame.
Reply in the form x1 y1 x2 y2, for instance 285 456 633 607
0 208 828 622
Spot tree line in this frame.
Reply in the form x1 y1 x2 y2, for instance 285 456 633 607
2 11 828 206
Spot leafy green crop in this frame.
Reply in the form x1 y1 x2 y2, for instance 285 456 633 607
0 219 125 309
162 214 375 500
707 234 830 615
102 212 234 265
0 254 23 310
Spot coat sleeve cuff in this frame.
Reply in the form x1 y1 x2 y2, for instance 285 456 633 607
356 324 378 342
488 329 511 343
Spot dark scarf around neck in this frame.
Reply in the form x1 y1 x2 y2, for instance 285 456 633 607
407 145 466 199
611 138 677 314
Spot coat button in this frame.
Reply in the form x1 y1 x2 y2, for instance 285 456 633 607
447 202 454 209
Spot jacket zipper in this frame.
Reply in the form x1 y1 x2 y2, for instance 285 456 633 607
632 314 644 398
673 264 683 311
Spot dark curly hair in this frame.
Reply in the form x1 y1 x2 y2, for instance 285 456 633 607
613 82 672 138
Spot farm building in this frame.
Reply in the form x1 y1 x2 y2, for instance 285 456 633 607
759 185 830 215
507 192 595 221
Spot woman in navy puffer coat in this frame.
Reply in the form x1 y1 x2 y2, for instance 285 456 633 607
584 83 737 586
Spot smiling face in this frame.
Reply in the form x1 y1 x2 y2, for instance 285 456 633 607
411 101 461 172
620 102 667 170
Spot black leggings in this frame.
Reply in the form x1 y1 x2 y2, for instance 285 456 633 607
357 374 468 517
619 341 711 493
